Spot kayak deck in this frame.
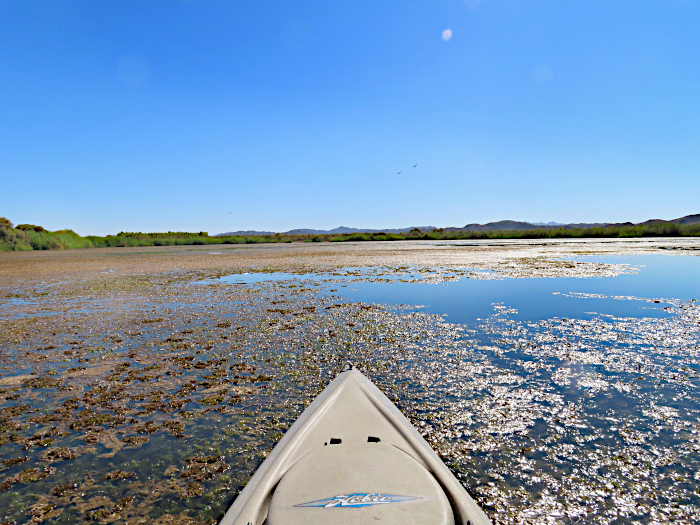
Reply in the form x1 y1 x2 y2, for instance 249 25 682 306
219 365 492 525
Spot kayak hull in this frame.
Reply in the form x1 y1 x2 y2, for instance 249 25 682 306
219 366 491 525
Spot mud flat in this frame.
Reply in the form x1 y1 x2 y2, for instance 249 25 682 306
2 236 699 287
0 239 699 524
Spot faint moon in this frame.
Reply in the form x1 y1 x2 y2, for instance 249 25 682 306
442 29 453 41
532 64 554 84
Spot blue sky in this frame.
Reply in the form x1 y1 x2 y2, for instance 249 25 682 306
1 1 699 235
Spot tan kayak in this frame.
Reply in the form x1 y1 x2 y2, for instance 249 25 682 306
219 364 492 525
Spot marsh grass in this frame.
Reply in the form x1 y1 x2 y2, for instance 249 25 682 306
1 216 699 252
27 229 94 250
329 222 700 242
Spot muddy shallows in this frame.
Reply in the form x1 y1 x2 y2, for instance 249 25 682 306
1 247 699 524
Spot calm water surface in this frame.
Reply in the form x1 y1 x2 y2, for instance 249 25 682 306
340 255 700 324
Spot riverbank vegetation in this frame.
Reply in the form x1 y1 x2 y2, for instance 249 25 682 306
328 222 700 242
1 216 699 252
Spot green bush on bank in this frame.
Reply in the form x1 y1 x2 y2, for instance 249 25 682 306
27 229 95 250
0 217 32 251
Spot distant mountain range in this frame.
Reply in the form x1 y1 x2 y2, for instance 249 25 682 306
216 214 700 236
217 226 437 236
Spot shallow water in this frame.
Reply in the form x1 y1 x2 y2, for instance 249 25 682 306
213 255 700 523
0 253 699 524
339 255 698 324
211 268 477 285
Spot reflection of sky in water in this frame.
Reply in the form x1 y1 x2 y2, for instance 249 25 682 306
2 254 699 524
198 255 700 524
214 269 437 285
213 256 699 323
569 255 700 299
0 297 34 309
217 272 303 284
340 255 699 323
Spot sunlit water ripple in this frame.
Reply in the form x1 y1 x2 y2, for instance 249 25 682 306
0 255 698 524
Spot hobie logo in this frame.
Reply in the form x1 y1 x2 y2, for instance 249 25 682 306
296 493 416 508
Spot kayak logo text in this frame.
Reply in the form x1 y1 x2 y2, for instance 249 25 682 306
296 493 416 508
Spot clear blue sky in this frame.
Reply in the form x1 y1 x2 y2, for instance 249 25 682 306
1 1 698 235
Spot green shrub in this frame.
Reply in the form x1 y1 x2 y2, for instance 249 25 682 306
16 224 46 232
0 217 32 251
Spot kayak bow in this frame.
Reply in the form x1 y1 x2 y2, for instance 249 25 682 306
220 364 492 525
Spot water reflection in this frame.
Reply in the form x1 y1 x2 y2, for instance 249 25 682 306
1 254 698 524
341 255 698 323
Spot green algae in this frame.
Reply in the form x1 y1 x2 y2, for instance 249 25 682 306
101 471 134 481
0 467 56 492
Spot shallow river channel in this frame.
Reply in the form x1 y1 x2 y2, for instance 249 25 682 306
1 248 699 524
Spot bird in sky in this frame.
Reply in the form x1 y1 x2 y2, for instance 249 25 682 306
397 171 401 174
413 164 417 167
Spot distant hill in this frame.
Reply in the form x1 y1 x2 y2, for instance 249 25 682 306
217 226 437 236
216 230 277 236
284 226 437 235
444 214 700 232
442 220 610 232
216 214 700 236
670 213 700 225
444 220 549 232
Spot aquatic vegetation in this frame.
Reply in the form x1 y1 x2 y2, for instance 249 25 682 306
102 470 134 481
0 243 699 523
0 466 56 492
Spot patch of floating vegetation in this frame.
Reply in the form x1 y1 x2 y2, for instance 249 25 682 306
209 266 497 287
0 255 698 524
